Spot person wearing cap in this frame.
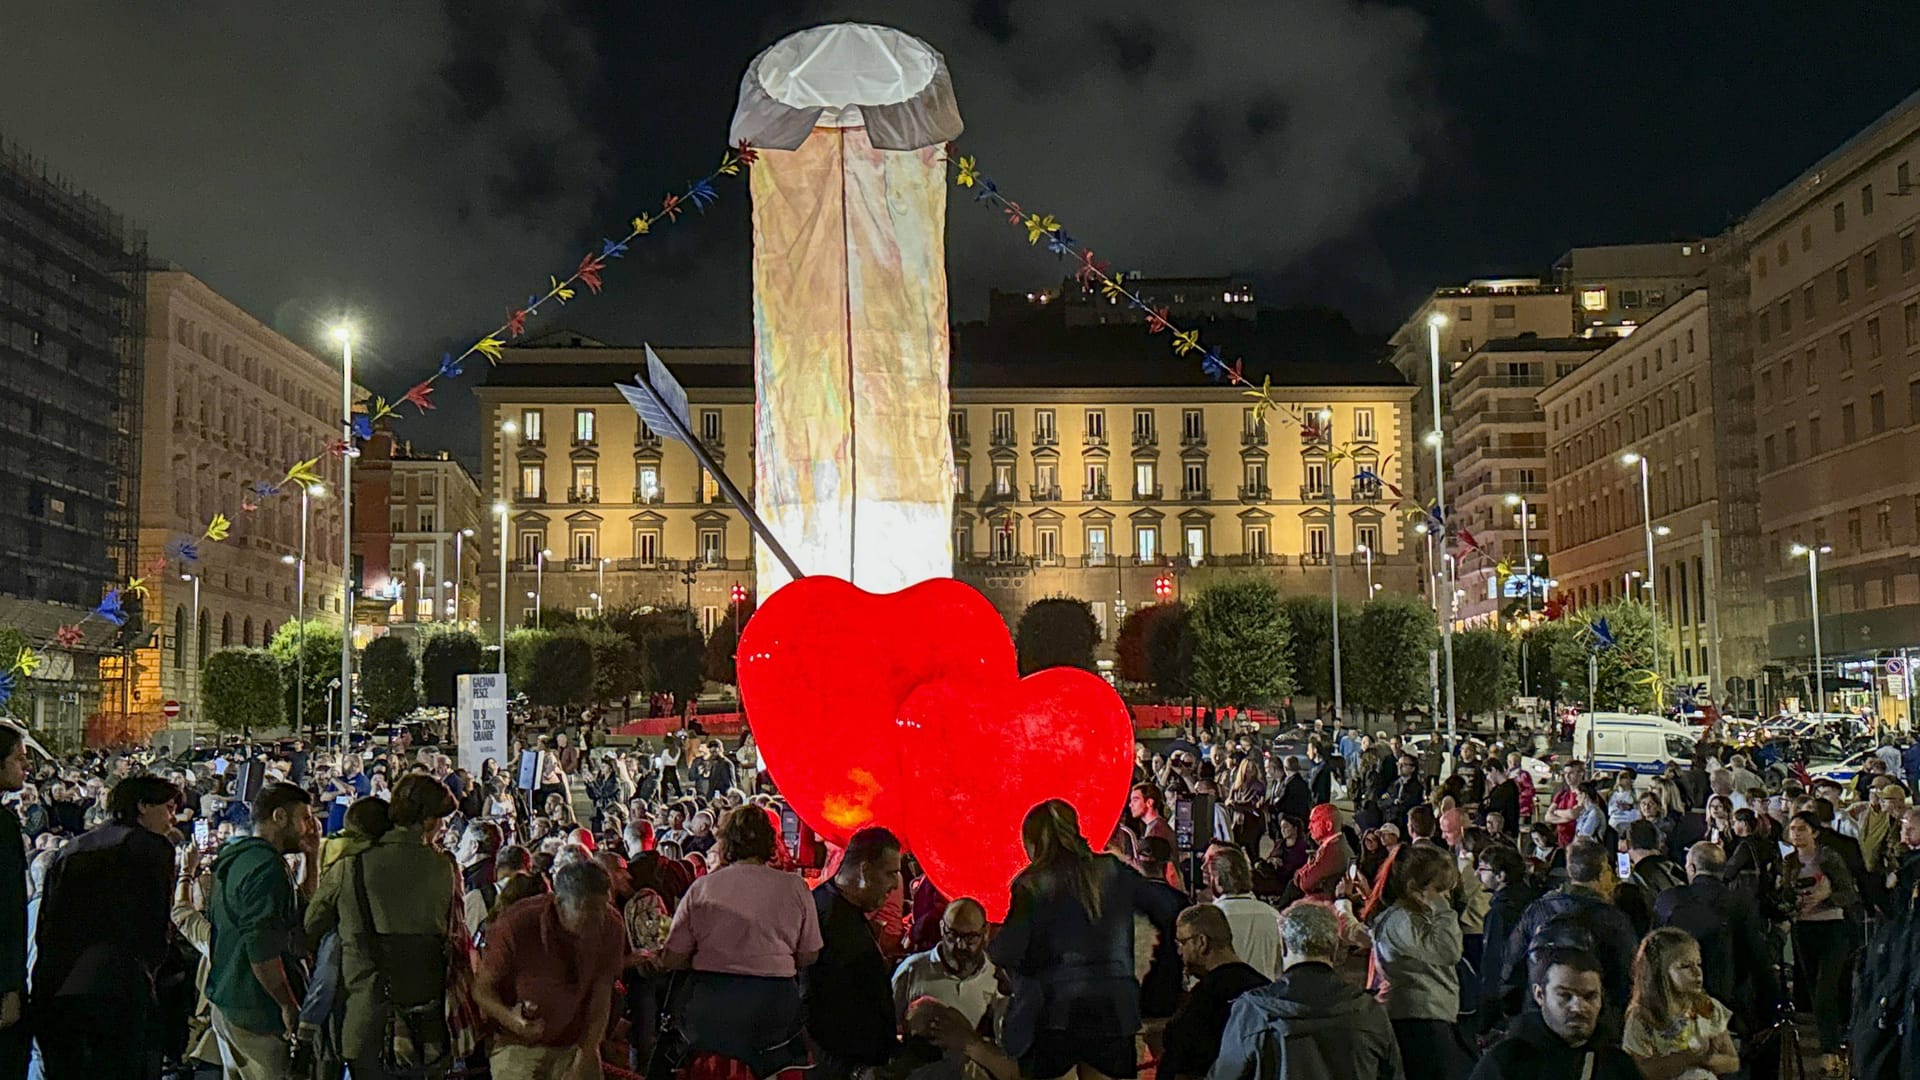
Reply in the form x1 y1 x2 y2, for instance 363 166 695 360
1860 777 1909 904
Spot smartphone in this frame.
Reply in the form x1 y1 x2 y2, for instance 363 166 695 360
193 819 211 852
1616 852 1631 879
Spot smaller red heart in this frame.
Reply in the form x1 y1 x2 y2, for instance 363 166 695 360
897 667 1135 920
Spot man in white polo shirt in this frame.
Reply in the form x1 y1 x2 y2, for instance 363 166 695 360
892 897 998 1028
1205 846 1282 979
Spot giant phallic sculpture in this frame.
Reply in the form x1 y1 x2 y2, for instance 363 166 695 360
730 23 962 597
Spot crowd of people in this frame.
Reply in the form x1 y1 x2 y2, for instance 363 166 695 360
2 713 1919 1079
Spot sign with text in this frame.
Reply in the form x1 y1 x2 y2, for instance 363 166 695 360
456 673 509 773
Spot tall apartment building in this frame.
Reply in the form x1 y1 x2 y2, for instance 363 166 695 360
1541 291 1767 703
475 332 1420 642
1739 90 1920 708
1554 243 1714 338
0 139 146 745
1449 338 1606 625
135 271 349 732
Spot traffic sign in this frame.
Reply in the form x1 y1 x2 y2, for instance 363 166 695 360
162 700 181 719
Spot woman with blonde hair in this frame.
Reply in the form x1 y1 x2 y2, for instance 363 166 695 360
1623 927 1739 1080
990 799 1179 1080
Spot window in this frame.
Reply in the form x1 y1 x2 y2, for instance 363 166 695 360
1880 503 1894 545
1304 461 1327 497
1034 409 1056 443
1133 409 1155 441
991 409 1014 442
518 531 543 563
573 409 596 443
948 410 967 442
1184 526 1207 565
1808 415 1821 454
1836 265 1851 303
1243 460 1267 494
1902 162 1914 193
1084 409 1105 441
1580 288 1607 312
951 462 968 495
1842 402 1857 442
520 409 543 441
1863 183 1875 216
1869 316 1883 357
1806 346 1818 386
1778 239 1790 267
1244 524 1269 557
698 529 724 565
1086 526 1109 563
1756 254 1769 278
418 510 435 532
989 521 1016 562
1134 462 1157 498
1034 462 1057 494
992 463 1013 495
1756 311 1770 344
1459 337 1475 353
1135 526 1159 562
1085 462 1108 497
1802 223 1813 251
1620 290 1642 308
1783 356 1796 387
519 464 544 499
1306 524 1328 559
1784 425 1798 463
953 526 971 559
572 463 596 499
1849 511 1864 552
1834 201 1847 233
1036 526 1060 563
701 469 721 503
637 465 662 502
1181 408 1204 441
1865 251 1880 290
1356 523 1380 554
1871 390 1886 433
1455 305 1473 321
700 409 722 443
1353 408 1375 441
1803 284 1817 321
1840 330 1855 370
1760 369 1774 405
1493 303 1516 319
1763 435 1777 471
634 529 660 565
1908 302 1919 347
571 530 595 563
1902 232 1916 274
1182 462 1206 495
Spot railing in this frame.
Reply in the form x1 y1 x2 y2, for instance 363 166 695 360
1032 431 1058 448
949 428 970 449
634 435 662 453
570 436 597 449
515 488 547 503
1181 486 1211 501
1133 484 1163 501
566 487 598 504
1029 484 1062 502
633 488 664 505
1300 552 1330 566
1300 485 1328 501
519 434 546 448
1132 431 1158 449
1083 432 1108 448
1213 553 1288 567
1238 484 1270 502
1241 426 1268 447
1082 483 1112 501
1180 430 1207 448
989 430 1017 449
1350 482 1383 503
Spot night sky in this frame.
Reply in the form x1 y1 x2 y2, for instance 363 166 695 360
4 2 1919 462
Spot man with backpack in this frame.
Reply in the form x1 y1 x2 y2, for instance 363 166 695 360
1501 838 1638 1015
207 782 319 1080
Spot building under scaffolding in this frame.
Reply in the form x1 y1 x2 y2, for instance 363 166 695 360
0 137 147 749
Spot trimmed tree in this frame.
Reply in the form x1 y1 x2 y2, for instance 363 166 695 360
359 636 419 726
1190 579 1293 708
1115 603 1180 686
420 628 486 713
1452 627 1516 723
574 627 642 710
1349 595 1436 719
1014 597 1100 676
1145 603 1195 701
504 628 553 693
268 619 345 735
644 628 706 712
526 634 596 711
201 647 285 734
702 601 756 686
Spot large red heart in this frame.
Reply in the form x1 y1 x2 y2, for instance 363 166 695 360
896 668 1134 920
736 576 1014 845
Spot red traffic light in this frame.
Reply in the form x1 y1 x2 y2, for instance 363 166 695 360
1153 574 1173 599
731 584 748 603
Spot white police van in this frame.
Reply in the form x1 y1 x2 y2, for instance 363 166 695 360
1568 712 1700 779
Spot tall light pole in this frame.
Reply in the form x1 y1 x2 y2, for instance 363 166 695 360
535 548 551 627
1792 543 1832 715
1356 543 1375 598
332 323 355 751
453 527 473 626
1620 451 1660 688
180 572 201 734
1506 492 1534 705
597 557 609 615
412 560 427 622
1426 312 1457 752
1319 408 1344 724
287 481 323 735
494 502 509 678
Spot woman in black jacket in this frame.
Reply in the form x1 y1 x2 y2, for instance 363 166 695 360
990 799 1180 1080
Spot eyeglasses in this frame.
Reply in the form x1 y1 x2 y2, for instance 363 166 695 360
942 928 986 946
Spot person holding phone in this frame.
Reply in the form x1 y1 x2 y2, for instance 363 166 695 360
1785 811 1858 1076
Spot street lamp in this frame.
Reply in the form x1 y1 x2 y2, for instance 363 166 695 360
1153 573 1173 602
180 572 201 734
1791 542 1832 715
589 591 602 615
1505 493 1535 703
597 556 610 614
730 583 748 660
1316 407 1345 725
331 323 355 751
493 501 509 677
1426 311 1457 754
534 548 551 627
453 527 474 626
412 560 427 623
1620 451 1660 683
1355 543 1375 599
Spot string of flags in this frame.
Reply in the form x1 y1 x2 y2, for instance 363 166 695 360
12 145 760 691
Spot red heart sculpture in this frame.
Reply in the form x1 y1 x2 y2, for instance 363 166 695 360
897 668 1134 920
736 576 1014 845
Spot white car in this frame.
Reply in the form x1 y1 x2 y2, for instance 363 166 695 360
1806 749 1874 786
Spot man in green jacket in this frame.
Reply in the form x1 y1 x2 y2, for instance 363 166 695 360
208 782 318 1080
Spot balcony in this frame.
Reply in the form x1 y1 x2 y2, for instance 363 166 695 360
1180 430 1207 448
700 429 724 449
1032 430 1058 449
566 486 598 504
1350 481 1383 503
1238 484 1271 503
1180 486 1211 502
989 429 1017 449
1241 426 1268 447
1299 484 1329 502
519 433 546 448
1132 430 1158 450
1215 553 1287 567
633 487 665 505
949 427 970 449
568 558 599 571
1082 482 1112 501
1029 484 1062 502
634 433 662 453
984 483 1018 503
1133 484 1163 501
515 487 548 503
1300 552 1330 566
1083 431 1108 449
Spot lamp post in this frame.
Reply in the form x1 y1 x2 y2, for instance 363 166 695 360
1356 543 1375 599
590 591 602 615
681 563 698 610
597 557 609 614
453 527 473 626
1506 493 1534 701
180 572 201 734
493 502 509 677
332 324 355 752
1426 312 1457 753
282 480 324 735
1619 451 1662 687
534 548 550 627
730 583 748 658
412 560 426 623
1316 407 1344 724
1792 542 1832 715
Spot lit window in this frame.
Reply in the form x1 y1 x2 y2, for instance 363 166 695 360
1580 288 1607 312
573 409 595 443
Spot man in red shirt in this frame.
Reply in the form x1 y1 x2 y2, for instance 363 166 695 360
477 858 626 1079
1547 761 1588 847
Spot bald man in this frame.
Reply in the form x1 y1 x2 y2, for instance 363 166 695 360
891 897 998 1028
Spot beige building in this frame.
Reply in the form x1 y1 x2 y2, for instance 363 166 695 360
134 271 348 728
1741 89 1920 698
1542 291 1764 695
476 335 1422 640
1555 242 1714 338
383 447 482 627
1449 338 1605 625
